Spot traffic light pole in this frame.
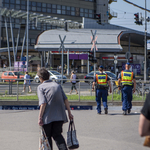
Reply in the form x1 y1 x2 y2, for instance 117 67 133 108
144 0 148 81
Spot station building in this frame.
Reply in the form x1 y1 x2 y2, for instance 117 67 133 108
0 0 150 75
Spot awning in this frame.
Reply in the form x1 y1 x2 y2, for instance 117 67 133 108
34 29 123 52
0 8 83 29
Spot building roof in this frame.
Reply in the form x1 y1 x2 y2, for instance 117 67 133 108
35 28 123 52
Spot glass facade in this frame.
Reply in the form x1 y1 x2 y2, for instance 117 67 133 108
1 0 95 47
2 0 94 18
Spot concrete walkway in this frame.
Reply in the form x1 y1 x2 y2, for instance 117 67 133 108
0 106 149 150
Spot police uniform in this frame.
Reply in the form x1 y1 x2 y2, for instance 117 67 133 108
94 73 110 114
118 69 135 114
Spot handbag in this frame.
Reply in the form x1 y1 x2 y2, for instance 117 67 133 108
67 120 79 149
39 126 51 150
143 136 150 147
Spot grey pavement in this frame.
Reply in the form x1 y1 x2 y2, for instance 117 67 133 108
0 106 149 150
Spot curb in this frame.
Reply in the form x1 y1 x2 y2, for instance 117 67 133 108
0 101 144 110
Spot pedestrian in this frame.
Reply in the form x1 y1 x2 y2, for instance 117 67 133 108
22 71 32 92
139 92 150 137
118 62 136 115
37 68 73 150
70 71 78 94
92 65 112 114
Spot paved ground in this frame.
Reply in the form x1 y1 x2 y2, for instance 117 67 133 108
0 106 149 150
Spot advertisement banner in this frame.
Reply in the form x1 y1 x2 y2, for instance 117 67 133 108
14 61 27 72
147 40 150 50
122 64 141 75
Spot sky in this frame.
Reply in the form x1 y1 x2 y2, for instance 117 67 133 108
110 0 150 33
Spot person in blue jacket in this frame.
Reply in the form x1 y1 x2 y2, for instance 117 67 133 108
118 63 136 115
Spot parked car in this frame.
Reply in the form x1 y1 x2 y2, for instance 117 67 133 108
84 71 117 84
1 71 24 82
34 70 67 83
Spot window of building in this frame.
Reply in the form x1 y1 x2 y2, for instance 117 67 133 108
57 5 61 14
4 0 9 3
52 4 56 8
62 6 66 15
52 4 56 13
32 2 36 11
37 2 41 7
32 1 36 6
15 19 20 28
47 4 51 8
31 39 35 45
21 0 26 5
4 3 9 8
16 0 20 4
21 5 26 10
47 24 52 30
42 3 46 8
66 6 70 15
16 5 20 10
42 8 46 12
47 8 51 13
37 7 41 12
76 7 80 16
10 4 15 9
10 0 15 4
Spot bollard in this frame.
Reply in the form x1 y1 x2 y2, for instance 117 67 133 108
142 82 144 101
17 80 19 101
111 80 113 102
78 81 80 102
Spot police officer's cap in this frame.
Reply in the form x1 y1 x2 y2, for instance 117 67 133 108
126 62 130 65
99 65 104 69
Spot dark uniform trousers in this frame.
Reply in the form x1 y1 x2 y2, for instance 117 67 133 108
121 86 132 111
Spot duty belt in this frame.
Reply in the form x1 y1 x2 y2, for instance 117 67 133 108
96 84 108 90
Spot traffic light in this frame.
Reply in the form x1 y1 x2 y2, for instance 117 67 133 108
147 52 150 68
134 13 142 25
88 52 97 63
89 51 94 62
96 13 101 24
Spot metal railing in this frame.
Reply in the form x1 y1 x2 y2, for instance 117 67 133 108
0 78 149 101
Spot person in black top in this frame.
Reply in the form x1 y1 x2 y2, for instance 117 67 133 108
139 92 150 136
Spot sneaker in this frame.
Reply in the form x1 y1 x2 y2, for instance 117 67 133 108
97 112 101 115
29 90 32 93
22 90 25 92
123 111 127 115
128 109 131 114
104 108 108 114
76 92 78 94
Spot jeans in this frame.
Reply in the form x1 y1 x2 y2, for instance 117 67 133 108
121 86 132 111
43 121 68 150
96 89 108 113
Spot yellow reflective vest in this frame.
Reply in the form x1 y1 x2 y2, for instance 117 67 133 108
96 74 108 85
121 71 133 86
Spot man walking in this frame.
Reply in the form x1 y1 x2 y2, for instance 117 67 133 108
118 63 136 115
92 65 112 114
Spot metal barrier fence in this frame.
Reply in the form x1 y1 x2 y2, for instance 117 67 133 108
0 78 149 101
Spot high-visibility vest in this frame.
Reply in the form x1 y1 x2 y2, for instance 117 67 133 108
96 74 108 85
121 71 133 86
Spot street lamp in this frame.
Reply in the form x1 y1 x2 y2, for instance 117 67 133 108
26 0 29 72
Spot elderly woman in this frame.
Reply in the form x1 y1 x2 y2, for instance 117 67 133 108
37 68 73 150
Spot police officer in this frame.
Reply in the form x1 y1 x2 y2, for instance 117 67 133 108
92 65 112 114
118 62 136 115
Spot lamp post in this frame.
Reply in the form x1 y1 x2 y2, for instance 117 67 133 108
26 0 29 72
144 0 148 82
